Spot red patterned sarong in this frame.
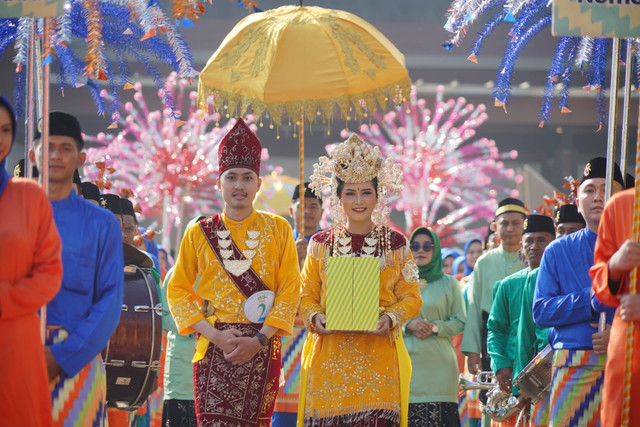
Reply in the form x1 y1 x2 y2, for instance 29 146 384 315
194 322 281 427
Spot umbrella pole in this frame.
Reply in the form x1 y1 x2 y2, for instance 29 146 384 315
298 108 305 236
621 92 640 427
39 18 52 344
605 38 621 202
599 38 622 337
25 18 35 178
620 40 633 179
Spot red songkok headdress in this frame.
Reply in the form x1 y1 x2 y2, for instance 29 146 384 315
218 118 261 176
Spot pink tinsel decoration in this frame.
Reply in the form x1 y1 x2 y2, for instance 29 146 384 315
357 86 519 248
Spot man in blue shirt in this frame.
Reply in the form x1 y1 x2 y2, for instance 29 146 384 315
533 157 622 427
30 112 124 427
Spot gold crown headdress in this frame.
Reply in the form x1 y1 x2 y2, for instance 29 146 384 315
310 133 402 197
310 133 403 260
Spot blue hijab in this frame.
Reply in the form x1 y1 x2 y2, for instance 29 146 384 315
0 95 17 197
441 248 461 263
462 238 483 276
452 255 466 276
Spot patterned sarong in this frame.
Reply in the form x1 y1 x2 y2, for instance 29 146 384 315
47 328 107 427
548 349 605 427
194 322 282 427
529 385 551 427
273 318 307 414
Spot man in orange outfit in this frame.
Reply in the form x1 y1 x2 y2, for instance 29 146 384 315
0 95 63 426
590 187 640 427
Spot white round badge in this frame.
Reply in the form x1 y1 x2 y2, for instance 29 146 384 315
244 290 275 323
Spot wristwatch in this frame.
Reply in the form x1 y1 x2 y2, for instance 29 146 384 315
255 332 269 346
431 324 439 335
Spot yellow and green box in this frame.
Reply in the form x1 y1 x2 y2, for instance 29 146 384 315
325 256 380 331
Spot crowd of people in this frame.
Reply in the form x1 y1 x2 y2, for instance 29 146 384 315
0 92 639 427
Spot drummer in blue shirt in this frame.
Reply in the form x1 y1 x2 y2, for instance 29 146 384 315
532 157 622 427
30 111 124 427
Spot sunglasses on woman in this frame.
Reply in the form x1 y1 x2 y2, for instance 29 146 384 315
410 242 434 252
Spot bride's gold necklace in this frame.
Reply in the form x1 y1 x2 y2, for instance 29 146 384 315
335 226 379 257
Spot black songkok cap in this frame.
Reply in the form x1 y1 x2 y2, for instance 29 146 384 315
99 194 122 215
120 198 136 217
625 173 635 190
495 197 526 218
292 182 322 203
523 214 555 235
34 111 84 149
12 159 24 177
554 204 585 225
581 157 624 186
81 182 100 202
12 158 39 178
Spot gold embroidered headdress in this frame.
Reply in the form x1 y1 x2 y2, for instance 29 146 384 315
310 133 403 259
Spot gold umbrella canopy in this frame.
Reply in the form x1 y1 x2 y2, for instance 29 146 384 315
197 5 411 126
253 173 300 216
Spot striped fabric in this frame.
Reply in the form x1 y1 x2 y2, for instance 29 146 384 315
326 256 380 331
459 389 469 425
531 387 551 427
273 319 308 414
548 349 606 427
47 328 107 427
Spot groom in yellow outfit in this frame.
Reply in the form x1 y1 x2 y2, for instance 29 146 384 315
168 118 300 427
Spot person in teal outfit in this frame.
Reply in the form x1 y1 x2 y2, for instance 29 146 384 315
487 214 555 395
160 216 204 427
461 197 526 427
404 227 466 427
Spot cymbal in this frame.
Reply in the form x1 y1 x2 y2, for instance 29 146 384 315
123 243 154 268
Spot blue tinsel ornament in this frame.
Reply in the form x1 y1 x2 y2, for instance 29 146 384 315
0 0 198 120
444 0 638 127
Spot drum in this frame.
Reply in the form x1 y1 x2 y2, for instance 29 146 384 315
514 345 553 403
103 265 162 410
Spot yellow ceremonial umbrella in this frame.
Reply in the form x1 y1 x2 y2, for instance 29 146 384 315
197 4 411 230
253 172 299 216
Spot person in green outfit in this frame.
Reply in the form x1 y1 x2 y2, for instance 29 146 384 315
159 216 205 427
487 214 555 396
404 227 466 427
510 206 585 427
553 204 584 239
461 197 526 427
461 198 526 373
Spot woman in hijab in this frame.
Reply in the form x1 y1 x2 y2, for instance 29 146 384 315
0 95 64 425
454 239 483 426
452 256 466 279
404 227 466 427
441 248 462 276
462 239 483 276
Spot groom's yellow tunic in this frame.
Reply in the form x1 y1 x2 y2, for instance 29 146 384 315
168 210 300 336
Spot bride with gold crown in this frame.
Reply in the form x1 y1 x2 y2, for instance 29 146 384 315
297 133 423 427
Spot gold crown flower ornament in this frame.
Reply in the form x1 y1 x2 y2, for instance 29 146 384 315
310 133 403 260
